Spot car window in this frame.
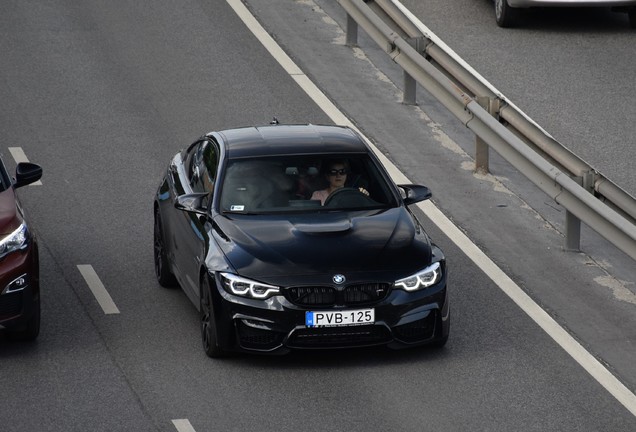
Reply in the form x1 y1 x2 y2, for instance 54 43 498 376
190 141 218 194
219 154 397 213
0 157 10 192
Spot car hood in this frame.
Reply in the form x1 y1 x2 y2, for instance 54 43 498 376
0 187 22 235
211 207 431 281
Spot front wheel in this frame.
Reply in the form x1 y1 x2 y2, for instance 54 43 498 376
200 276 228 358
628 8 636 29
495 0 521 27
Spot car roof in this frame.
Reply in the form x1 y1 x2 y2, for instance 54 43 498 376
211 124 369 158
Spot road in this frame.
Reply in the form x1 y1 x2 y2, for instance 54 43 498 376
401 0 636 197
1 1 635 431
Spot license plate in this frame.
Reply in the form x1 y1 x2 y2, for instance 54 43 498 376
305 309 375 327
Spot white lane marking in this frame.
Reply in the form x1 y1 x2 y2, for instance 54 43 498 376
172 419 197 432
420 200 636 416
227 0 636 417
8 147 43 185
77 265 120 315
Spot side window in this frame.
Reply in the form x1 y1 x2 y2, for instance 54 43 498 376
190 140 218 194
184 141 201 189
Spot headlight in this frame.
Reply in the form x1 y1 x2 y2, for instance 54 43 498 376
220 273 280 299
394 262 442 291
0 223 29 260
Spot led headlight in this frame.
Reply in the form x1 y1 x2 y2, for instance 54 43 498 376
395 262 442 291
0 223 29 260
220 273 280 299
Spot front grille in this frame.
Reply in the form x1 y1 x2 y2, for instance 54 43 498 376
344 283 389 304
287 325 392 348
286 286 336 306
285 283 390 307
0 291 23 320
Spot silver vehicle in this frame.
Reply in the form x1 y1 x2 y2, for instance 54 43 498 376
495 0 636 27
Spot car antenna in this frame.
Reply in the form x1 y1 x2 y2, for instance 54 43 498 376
270 117 280 125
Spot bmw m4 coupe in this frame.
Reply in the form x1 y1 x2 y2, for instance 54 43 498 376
154 123 449 357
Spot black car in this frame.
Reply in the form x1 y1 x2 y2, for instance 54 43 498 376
154 124 449 357
0 157 42 341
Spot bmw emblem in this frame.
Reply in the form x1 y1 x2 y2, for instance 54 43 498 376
332 274 346 284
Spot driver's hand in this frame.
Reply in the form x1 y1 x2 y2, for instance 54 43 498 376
359 187 369 196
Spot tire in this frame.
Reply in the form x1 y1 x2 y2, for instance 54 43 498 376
430 308 450 349
628 8 636 29
154 208 177 287
200 276 228 358
495 0 521 28
7 296 40 341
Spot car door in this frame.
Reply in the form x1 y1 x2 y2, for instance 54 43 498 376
171 139 219 299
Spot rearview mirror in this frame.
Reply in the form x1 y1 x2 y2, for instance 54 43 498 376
175 192 210 216
14 162 42 189
398 184 432 206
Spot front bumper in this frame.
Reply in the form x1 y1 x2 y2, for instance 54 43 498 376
210 272 449 354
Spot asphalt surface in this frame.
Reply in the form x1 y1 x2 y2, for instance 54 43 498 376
1 1 635 431
401 0 636 198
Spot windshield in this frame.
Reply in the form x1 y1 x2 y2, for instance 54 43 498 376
0 157 11 192
219 154 397 214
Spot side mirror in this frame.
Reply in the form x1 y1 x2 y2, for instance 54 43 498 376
398 184 432 206
175 192 210 216
14 162 42 189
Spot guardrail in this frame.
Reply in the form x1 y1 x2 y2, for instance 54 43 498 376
338 0 636 261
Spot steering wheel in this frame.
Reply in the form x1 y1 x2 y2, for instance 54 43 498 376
323 187 375 207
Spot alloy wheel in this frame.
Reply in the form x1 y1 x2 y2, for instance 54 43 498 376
200 277 226 358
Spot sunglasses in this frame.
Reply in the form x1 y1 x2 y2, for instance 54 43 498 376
328 168 348 176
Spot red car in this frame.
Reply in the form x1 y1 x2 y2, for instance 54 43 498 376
0 159 42 341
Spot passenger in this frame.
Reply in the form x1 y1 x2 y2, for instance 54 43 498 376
222 161 291 210
310 160 368 205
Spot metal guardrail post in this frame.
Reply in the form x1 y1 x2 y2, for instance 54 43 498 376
403 70 416 105
474 97 502 173
475 96 490 173
565 210 582 251
565 176 583 251
346 13 358 46
402 37 422 105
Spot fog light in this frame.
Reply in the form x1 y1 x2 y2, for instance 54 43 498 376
3 273 29 294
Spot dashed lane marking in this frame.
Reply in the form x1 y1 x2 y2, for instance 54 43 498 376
172 419 197 432
77 264 120 315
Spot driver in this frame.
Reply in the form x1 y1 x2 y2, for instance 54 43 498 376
310 160 368 205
